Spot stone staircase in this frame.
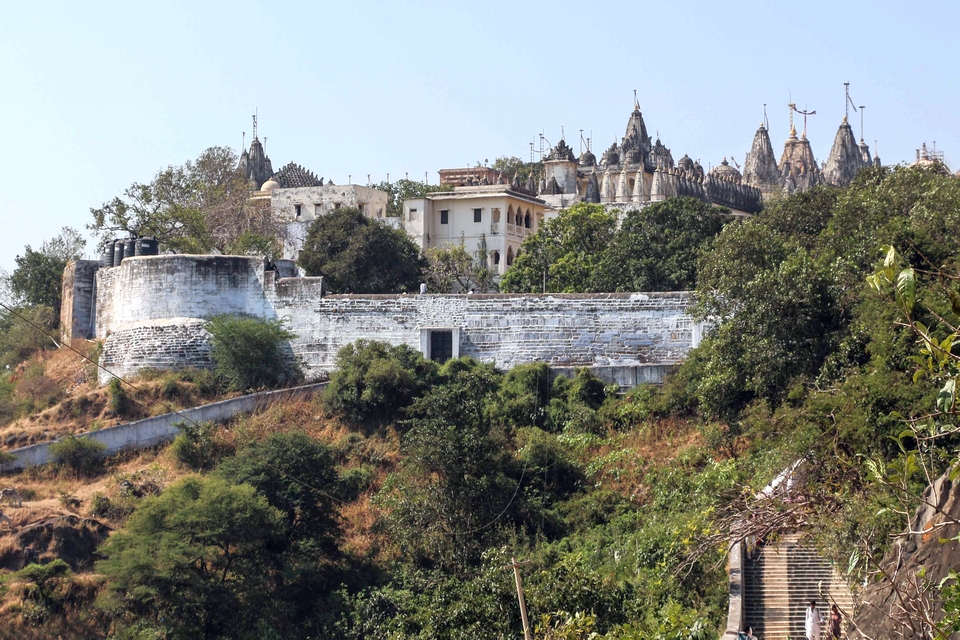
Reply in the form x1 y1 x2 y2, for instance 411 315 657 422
743 533 855 639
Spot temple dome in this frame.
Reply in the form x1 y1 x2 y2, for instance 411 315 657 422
600 143 619 166
579 150 597 167
711 158 742 182
260 178 280 193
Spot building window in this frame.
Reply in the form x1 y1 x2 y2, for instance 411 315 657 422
492 251 500 265
408 208 417 221
524 213 531 228
294 204 302 218
314 203 323 216
473 208 482 223
358 203 365 214
440 210 449 224
506 246 514 266
334 203 342 209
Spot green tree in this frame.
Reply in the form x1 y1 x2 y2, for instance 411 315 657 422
206 315 303 392
97 475 286 638
16 559 72 614
0 305 57 368
491 156 542 185
298 207 426 294
88 146 279 255
594 197 728 292
500 202 618 293
372 179 451 217
49 435 107 477
217 432 340 548
324 340 438 426
9 226 86 319
377 359 518 570
424 239 495 292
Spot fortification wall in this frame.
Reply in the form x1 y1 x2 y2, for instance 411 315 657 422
95 255 274 338
87 255 696 385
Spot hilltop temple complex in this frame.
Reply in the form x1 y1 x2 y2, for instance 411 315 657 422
535 102 763 216
232 90 884 262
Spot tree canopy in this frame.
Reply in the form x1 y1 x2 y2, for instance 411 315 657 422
424 240 495 293
88 146 281 256
501 198 728 293
297 207 426 293
371 178 451 217
96 475 286 637
9 226 86 319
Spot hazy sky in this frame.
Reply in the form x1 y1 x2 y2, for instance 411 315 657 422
1 0 957 273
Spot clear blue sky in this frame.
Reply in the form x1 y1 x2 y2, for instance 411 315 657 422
1 0 957 273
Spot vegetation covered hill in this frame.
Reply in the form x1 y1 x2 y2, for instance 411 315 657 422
0 163 958 638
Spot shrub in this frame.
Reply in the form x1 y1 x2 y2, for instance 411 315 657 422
206 315 303 392
488 362 552 430
171 421 224 471
16 373 63 413
0 305 56 369
340 465 375 501
16 559 71 613
107 377 130 415
49 436 106 477
324 340 438 426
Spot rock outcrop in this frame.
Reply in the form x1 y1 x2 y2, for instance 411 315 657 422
850 471 960 639
0 515 112 571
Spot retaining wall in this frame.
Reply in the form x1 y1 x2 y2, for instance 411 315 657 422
0 382 328 472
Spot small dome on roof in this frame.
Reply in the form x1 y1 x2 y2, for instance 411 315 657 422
678 154 695 171
600 143 619 166
579 150 597 166
711 158 742 182
260 178 281 193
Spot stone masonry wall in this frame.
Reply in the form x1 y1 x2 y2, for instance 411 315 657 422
60 260 101 342
99 319 213 383
91 255 696 385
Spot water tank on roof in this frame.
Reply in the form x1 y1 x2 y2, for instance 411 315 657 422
113 240 125 266
136 236 158 256
101 241 116 267
123 239 137 259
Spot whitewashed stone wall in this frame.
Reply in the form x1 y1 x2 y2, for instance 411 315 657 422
92 255 695 385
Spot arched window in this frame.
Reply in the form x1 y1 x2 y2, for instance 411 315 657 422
515 210 522 226
506 246 514 266
507 204 514 222
492 208 501 223
492 251 500 266
524 211 531 228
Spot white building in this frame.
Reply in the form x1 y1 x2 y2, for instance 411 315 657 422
403 184 546 276
252 162 389 259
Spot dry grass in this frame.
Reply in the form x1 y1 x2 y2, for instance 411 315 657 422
0 345 240 450
571 417 704 501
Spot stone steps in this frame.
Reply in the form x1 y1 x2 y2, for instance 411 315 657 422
742 534 854 639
